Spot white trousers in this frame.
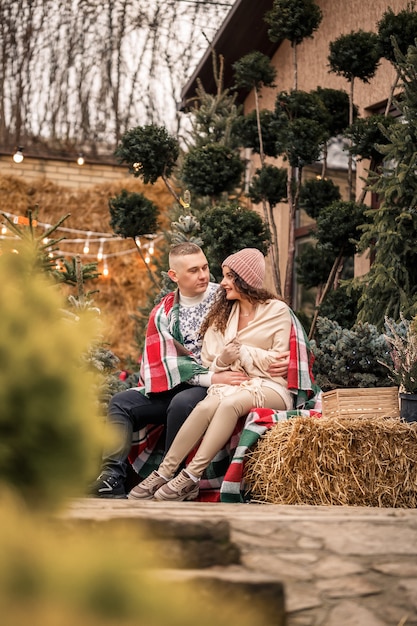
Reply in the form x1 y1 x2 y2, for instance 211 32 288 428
158 386 287 479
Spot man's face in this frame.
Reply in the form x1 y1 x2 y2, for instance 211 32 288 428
168 251 210 297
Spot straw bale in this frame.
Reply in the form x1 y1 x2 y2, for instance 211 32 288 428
244 415 417 508
0 174 173 365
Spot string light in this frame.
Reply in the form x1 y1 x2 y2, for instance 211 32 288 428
83 232 91 255
102 256 109 277
2 211 158 239
0 211 162 278
12 147 24 164
77 153 85 166
54 247 137 259
97 239 104 261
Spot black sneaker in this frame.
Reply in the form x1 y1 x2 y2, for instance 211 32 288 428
89 474 127 499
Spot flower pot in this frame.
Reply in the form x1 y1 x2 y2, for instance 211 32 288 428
399 393 417 423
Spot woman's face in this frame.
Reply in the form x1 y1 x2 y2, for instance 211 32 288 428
220 265 244 301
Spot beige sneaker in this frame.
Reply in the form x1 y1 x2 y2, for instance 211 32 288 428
128 470 168 500
154 469 199 501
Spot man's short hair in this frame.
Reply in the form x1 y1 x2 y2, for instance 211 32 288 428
169 242 203 262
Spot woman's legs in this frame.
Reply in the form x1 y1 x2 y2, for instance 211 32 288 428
186 387 286 478
158 394 222 478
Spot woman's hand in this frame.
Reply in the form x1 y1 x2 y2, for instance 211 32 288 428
217 339 241 367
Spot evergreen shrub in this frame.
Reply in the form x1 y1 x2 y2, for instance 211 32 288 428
311 316 394 391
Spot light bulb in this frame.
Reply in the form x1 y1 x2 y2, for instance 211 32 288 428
83 232 91 254
77 153 85 166
97 241 104 261
13 147 24 163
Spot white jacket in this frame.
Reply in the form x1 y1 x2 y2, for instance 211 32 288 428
201 299 293 409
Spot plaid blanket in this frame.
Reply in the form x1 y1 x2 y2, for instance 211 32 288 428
130 309 322 500
129 288 208 475
138 290 208 394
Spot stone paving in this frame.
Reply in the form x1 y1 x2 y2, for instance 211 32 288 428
65 499 417 626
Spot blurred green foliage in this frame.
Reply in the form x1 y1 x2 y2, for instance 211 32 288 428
0 243 106 509
0 491 260 626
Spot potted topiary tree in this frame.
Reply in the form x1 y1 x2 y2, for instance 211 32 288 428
381 315 417 423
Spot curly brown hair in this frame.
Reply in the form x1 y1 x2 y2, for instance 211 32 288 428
199 270 282 336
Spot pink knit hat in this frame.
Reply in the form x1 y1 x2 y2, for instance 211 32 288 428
222 248 265 289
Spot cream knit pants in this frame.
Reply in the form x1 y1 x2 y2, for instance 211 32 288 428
158 386 287 479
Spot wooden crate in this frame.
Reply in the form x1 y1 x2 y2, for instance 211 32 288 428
322 387 400 419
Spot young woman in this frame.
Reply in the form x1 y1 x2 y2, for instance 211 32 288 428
128 248 293 501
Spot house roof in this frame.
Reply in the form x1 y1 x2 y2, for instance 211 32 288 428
180 0 279 109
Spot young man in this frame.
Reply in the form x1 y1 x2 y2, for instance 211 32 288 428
90 242 289 498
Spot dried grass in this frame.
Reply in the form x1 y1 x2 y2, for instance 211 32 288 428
1 174 173 364
244 416 417 508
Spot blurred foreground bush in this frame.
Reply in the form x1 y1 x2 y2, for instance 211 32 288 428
0 242 263 626
0 244 107 509
0 492 258 626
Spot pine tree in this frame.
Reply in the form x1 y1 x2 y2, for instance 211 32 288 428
311 316 393 391
377 2 417 115
355 43 417 328
184 53 241 149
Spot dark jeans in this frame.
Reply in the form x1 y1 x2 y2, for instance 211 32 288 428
101 384 207 480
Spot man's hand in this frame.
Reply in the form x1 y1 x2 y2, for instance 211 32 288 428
267 350 290 379
212 370 249 386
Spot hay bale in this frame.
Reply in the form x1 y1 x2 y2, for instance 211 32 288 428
243 416 417 508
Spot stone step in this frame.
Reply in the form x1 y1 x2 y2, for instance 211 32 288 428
60 500 286 625
156 567 286 626
60 499 417 626
129 516 241 569
60 510 240 569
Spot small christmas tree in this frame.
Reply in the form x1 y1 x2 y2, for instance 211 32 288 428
311 316 393 391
